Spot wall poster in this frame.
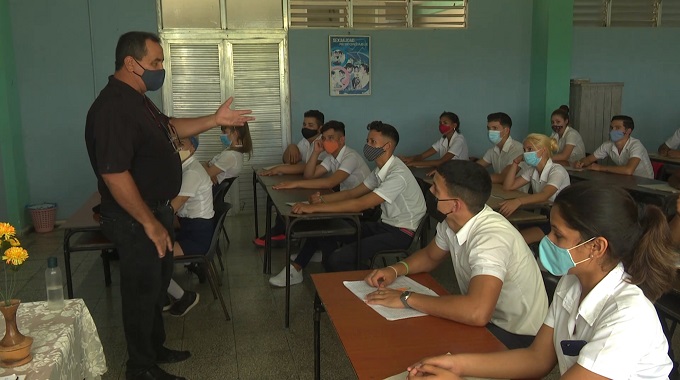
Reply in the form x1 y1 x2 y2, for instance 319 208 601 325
329 36 370 96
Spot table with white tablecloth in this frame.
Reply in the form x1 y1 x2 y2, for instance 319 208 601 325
0 299 107 379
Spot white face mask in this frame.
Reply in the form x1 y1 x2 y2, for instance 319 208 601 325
178 149 191 162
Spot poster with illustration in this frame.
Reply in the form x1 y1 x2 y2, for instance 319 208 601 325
329 36 370 96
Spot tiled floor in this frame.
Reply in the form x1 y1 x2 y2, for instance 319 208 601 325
14 214 678 379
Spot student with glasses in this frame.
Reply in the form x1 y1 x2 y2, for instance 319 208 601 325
405 182 675 380
85 31 252 380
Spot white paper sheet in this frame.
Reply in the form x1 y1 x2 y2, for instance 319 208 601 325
343 277 438 321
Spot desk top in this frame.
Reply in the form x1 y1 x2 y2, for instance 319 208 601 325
649 154 680 166
312 271 506 380
567 169 675 198
0 299 106 379
62 192 101 231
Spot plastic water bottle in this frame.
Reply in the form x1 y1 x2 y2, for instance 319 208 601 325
45 257 65 310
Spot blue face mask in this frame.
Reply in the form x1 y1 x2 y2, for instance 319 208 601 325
610 130 625 142
133 59 165 92
189 136 199 150
220 134 232 148
488 130 502 144
523 150 542 167
538 236 596 276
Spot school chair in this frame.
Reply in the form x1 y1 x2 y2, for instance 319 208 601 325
369 214 429 269
174 203 231 321
213 176 237 271
655 291 680 380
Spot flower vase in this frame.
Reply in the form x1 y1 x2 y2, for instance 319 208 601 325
0 300 33 367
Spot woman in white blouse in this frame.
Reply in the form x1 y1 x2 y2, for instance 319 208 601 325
406 182 676 380
550 105 586 166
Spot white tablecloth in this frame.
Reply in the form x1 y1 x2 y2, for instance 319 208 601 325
0 299 107 379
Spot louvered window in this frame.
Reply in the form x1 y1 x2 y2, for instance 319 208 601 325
574 0 680 27
659 0 680 26
289 0 467 28
610 0 656 26
574 0 607 26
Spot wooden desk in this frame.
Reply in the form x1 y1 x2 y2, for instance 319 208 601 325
312 271 506 380
649 153 680 166
62 193 114 298
568 169 678 216
254 172 362 328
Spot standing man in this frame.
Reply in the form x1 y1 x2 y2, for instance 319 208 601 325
85 31 252 380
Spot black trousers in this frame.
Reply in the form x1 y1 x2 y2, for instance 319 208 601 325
320 221 413 272
100 202 174 375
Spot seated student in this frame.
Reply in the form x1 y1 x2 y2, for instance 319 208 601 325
500 134 570 244
365 160 547 349
203 123 253 185
575 115 654 179
476 112 527 185
658 127 680 158
549 105 586 166
271 120 370 192
269 121 426 286
165 137 213 317
254 110 326 247
269 120 371 287
259 110 326 176
406 182 675 380
670 172 680 247
400 112 469 168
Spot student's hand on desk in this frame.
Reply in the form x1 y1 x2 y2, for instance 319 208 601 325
143 220 173 258
498 199 521 217
400 155 413 164
291 203 315 214
272 182 297 190
309 192 323 204
259 167 280 176
364 268 397 287
587 163 602 171
365 287 403 308
574 160 585 169
426 169 436 177
407 355 462 379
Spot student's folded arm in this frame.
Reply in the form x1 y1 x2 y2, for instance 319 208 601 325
314 191 383 213
553 144 575 162
449 325 557 379
203 164 223 179
518 184 557 206
408 275 502 327
601 157 640 175
668 149 680 159
295 170 348 190
658 143 670 155
409 152 455 168
170 195 190 213
579 154 598 167
303 162 328 179
502 163 526 191
273 162 306 175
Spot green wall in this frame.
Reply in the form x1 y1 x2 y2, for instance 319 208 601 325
0 0 29 229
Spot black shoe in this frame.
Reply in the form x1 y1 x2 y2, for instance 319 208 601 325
169 291 200 317
156 347 192 364
186 263 207 284
127 365 186 380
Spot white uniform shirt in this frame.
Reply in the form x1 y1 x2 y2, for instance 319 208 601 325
297 136 327 163
319 146 371 191
664 128 680 149
550 126 586 164
545 263 671 379
363 156 426 231
431 132 469 161
482 136 525 174
209 150 243 184
592 137 654 179
434 206 548 336
519 159 571 202
177 156 215 220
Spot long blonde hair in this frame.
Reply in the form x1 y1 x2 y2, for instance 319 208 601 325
524 133 558 158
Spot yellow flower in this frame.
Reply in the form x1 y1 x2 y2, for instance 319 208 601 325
8 238 20 247
0 223 15 241
2 247 28 266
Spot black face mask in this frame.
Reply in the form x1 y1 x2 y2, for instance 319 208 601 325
426 192 451 223
301 128 318 139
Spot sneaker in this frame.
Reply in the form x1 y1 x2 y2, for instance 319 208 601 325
162 294 175 312
290 250 322 263
169 291 200 317
253 234 286 248
269 265 303 287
